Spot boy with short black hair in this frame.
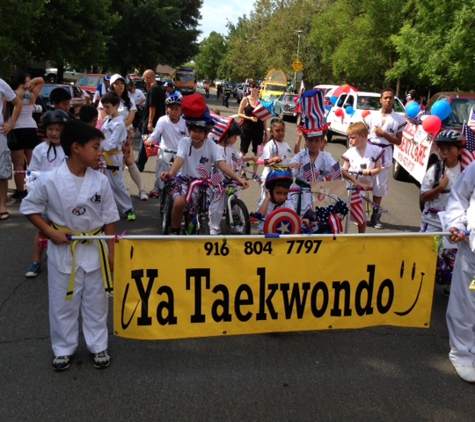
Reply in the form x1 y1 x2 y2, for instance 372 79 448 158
101 91 136 221
79 104 99 127
20 121 119 371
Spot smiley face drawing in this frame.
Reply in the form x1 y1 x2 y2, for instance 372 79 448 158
394 260 425 316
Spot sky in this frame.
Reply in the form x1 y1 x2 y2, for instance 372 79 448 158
198 0 256 41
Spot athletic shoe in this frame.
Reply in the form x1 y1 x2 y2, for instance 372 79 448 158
26 261 41 278
443 285 451 297
149 190 160 199
139 190 149 201
52 355 72 371
125 210 136 221
370 213 383 230
93 350 111 369
454 365 475 383
11 190 27 199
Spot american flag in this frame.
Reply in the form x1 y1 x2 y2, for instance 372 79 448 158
350 191 366 226
231 153 243 171
302 162 313 181
330 162 342 180
468 107 475 131
210 167 224 186
461 122 475 170
197 157 209 178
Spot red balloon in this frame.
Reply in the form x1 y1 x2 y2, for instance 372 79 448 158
335 108 344 117
361 110 371 118
422 115 442 135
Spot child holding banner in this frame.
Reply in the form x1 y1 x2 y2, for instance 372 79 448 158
160 94 249 235
445 159 475 383
341 122 383 233
20 122 119 371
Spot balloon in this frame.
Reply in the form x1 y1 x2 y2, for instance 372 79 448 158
335 108 344 117
330 95 337 105
405 102 421 119
431 100 452 120
422 115 442 135
361 110 371 118
345 106 355 115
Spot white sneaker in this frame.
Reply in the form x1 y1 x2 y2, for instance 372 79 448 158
454 365 475 383
139 190 148 201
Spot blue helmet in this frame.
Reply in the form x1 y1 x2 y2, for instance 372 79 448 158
165 94 182 106
265 168 293 189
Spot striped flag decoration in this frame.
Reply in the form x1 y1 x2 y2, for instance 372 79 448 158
210 167 224 186
231 152 244 171
350 191 366 226
210 112 233 143
302 162 313 181
330 162 342 180
299 89 330 136
461 122 475 170
252 100 275 121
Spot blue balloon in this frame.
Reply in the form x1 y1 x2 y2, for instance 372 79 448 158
345 106 355 115
431 100 452 120
330 95 337 105
405 102 421 119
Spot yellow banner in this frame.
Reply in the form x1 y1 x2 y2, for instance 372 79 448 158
113 235 438 340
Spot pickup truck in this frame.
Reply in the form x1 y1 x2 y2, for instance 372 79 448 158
392 92 475 183
326 91 405 145
44 68 83 84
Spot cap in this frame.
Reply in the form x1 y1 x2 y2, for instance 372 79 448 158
181 93 208 119
110 74 126 85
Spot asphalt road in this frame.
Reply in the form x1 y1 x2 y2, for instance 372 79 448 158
1 90 474 421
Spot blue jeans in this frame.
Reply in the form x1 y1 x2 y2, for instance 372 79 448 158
135 128 149 172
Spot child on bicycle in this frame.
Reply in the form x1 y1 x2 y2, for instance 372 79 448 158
256 168 294 234
260 118 293 201
161 94 249 235
341 122 382 233
420 130 464 296
145 94 188 198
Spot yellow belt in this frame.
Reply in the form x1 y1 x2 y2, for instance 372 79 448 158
102 150 121 175
51 223 113 301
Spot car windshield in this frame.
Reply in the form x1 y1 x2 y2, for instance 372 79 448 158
76 76 102 88
283 95 297 102
177 74 194 83
443 98 475 128
265 84 286 92
356 96 381 110
41 85 70 100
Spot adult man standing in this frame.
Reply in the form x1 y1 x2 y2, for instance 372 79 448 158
364 88 407 229
136 69 166 172
0 78 22 220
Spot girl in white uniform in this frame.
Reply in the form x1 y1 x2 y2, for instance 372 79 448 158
20 122 119 371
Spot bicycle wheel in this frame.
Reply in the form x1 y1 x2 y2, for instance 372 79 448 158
225 198 250 235
196 213 210 235
161 192 173 234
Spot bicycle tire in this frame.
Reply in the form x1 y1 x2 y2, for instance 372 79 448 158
225 198 250 235
196 213 210 235
161 192 173 234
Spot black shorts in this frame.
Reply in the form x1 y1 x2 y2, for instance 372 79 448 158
240 127 264 155
8 128 41 151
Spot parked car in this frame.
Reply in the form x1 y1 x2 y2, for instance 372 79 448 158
44 68 84 84
236 83 249 102
273 93 299 121
197 80 208 89
40 84 89 117
156 77 174 86
393 92 475 184
326 91 405 145
74 73 106 96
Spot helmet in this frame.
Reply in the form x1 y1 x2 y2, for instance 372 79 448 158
226 120 242 138
435 130 464 144
165 94 182 106
165 82 174 89
42 110 69 127
185 119 214 132
265 168 293 190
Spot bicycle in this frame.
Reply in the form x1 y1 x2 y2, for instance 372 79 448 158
220 180 251 235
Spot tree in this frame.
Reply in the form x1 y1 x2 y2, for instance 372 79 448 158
194 32 227 81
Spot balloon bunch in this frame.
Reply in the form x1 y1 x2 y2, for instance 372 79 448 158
405 99 452 136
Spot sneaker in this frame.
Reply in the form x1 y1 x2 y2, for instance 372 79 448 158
149 190 160 199
52 355 72 371
139 190 149 201
443 285 451 297
93 350 111 369
125 210 136 221
11 190 27 199
370 213 383 230
26 261 41 278
454 365 475 383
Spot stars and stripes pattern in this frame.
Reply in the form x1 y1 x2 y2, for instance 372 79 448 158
210 112 233 143
350 191 366 226
330 162 342 180
461 121 475 170
197 157 209 178
210 167 224 186
252 100 275 121
300 89 330 136
302 162 313 181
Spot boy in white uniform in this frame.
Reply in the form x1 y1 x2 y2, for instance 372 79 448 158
20 122 119 371
161 94 249 235
100 91 136 221
364 88 407 229
26 110 69 278
341 122 383 233
145 95 188 198
445 160 475 383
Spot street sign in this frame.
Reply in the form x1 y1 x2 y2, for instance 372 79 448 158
292 60 304 72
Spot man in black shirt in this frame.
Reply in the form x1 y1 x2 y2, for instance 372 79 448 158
136 69 166 172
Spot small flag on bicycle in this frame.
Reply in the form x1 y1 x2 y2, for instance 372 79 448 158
197 163 209 178
210 167 224 186
330 162 342 180
350 191 365 226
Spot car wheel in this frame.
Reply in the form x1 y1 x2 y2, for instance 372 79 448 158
279 109 285 121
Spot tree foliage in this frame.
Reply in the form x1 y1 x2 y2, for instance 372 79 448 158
194 32 226 81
